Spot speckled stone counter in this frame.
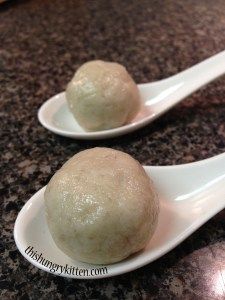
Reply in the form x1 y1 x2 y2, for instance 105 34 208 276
1 0 225 299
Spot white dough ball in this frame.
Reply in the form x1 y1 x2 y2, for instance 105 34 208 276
66 60 141 131
44 148 159 264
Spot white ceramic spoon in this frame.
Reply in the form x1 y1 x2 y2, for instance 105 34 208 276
14 152 225 279
38 51 225 140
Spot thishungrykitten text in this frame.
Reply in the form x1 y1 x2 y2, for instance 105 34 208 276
25 246 108 276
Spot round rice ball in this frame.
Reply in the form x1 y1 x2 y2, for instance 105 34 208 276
66 60 141 131
45 147 159 264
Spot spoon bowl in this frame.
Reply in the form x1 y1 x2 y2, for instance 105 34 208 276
38 51 225 139
14 153 225 279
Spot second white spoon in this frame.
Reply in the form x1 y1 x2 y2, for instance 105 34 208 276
38 51 225 139
14 152 225 279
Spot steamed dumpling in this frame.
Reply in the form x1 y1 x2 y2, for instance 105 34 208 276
45 147 159 264
66 60 141 131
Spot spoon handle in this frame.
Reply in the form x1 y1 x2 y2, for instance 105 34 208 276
169 50 225 93
141 50 225 113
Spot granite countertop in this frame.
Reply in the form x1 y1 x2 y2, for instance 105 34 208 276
1 0 225 299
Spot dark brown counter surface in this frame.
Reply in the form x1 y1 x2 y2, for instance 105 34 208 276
1 0 225 299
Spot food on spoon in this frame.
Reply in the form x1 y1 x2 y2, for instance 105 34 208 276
44 147 159 264
65 60 141 131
